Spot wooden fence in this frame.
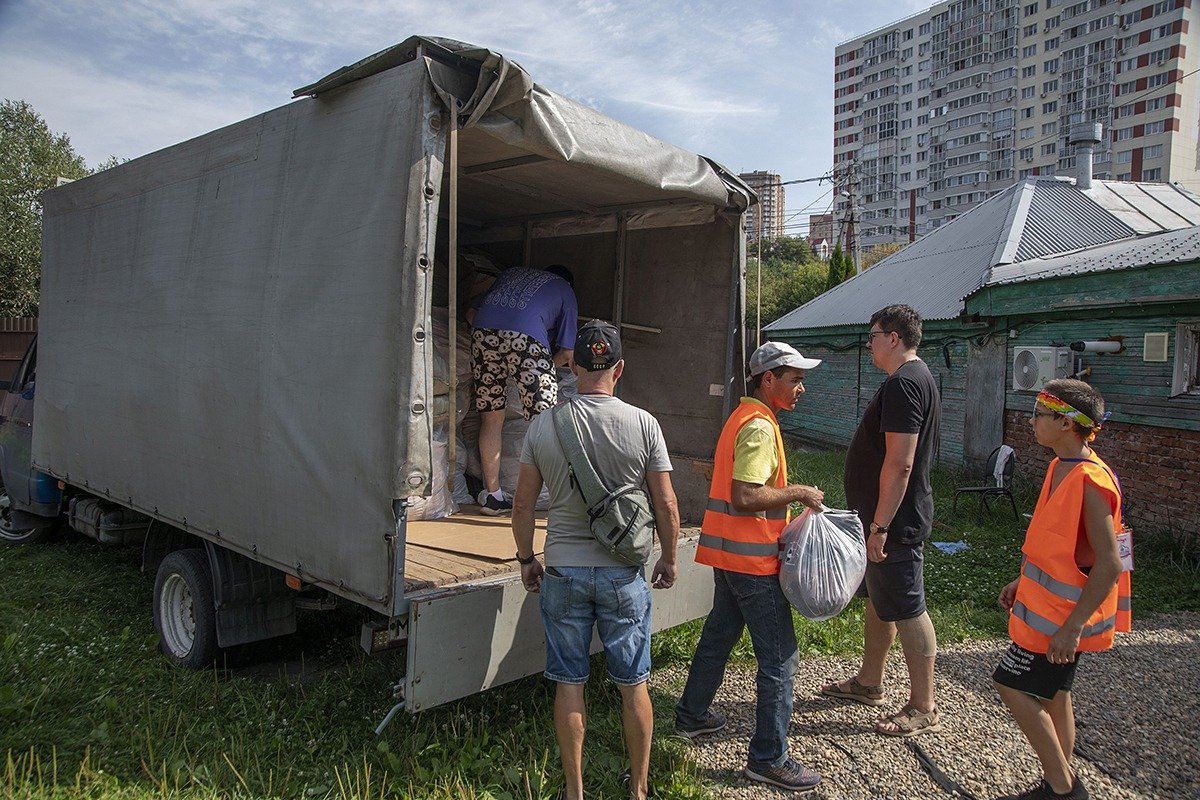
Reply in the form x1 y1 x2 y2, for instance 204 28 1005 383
0 318 37 384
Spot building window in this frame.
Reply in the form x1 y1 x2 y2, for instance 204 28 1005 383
1116 149 1133 164
1042 121 1058 135
1020 126 1035 139
1144 144 1164 159
1041 143 1057 156
1145 120 1165 135
1171 322 1200 396
1142 167 1163 181
1022 86 1037 99
1022 65 1038 78
1042 100 1058 114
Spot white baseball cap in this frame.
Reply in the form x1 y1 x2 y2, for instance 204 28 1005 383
748 341 822 376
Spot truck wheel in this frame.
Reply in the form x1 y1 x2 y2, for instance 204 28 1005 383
0 490 46 545
153 549 219 667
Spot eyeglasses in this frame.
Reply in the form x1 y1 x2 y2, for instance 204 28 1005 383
1031 410 1059 421
866 330 895 342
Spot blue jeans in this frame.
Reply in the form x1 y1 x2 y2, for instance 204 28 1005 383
539 565 652 685
676 568 798 768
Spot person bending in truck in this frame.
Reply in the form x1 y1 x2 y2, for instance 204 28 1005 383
512 320 679 800
469 263 577 515
993 379 1130 800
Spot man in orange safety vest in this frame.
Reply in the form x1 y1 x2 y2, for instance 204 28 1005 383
675 341 826 793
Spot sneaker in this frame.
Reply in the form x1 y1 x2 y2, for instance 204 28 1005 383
675 709 727 739
998 776 1089 800
744 758 821 792
478 493 512 516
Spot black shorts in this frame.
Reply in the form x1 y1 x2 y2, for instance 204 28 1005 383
855 542 926 622
993 642 1080 700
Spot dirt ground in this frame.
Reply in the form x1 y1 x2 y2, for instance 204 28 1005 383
651 611 1200 799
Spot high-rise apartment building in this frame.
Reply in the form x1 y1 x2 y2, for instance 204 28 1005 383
833 0 1200 248
739 171 786 240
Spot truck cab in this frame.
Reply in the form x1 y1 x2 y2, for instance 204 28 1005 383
0 337 62 543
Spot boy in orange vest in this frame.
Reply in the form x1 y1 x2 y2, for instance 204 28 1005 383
993 378 1131 800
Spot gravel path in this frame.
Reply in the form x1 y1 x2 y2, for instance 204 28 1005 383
650 612 1200 799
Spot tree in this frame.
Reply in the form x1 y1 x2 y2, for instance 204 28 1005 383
825 243 853 292
746 238 826 332
861 241 908 270
1 100 89 317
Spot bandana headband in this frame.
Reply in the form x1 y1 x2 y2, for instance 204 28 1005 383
1036 391 1112 432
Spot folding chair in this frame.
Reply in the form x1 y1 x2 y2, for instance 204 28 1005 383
952 445 1018 522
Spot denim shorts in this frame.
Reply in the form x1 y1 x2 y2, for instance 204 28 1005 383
539 565 651 685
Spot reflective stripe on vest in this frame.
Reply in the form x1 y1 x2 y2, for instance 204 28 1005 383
1009 453 1130 653
1011 601 1116 640
1023 562 1083 602
705 499 788 520
697 533 782 557
695 400 789 576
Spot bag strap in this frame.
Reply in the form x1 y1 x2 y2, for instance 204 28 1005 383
551 400 610 507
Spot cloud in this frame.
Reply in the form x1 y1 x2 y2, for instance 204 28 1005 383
0 0 933 220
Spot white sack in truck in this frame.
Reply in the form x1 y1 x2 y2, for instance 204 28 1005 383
431 306 474 428
778 508 867 621
408 427 459 521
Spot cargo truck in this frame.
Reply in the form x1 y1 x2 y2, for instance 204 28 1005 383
0 36 755 713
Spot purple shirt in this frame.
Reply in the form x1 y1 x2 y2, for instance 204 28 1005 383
472 267 578 351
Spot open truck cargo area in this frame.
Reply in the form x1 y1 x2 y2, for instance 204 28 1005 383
19 36 754 711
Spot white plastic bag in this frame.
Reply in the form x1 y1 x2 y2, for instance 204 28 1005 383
778 507 867 621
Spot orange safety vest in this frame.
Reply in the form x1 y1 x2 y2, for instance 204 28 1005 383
695 400 789 576
1009 453 1132 653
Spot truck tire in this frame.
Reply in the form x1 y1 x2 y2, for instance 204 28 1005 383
153 548 220 667
0 489 46 545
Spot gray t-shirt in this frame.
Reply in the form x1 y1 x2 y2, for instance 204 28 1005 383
520 394 673 567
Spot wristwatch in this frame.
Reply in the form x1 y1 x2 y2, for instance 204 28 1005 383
515 551 537 565
869 522 889 536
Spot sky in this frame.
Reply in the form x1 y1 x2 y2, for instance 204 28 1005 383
0 0 930 238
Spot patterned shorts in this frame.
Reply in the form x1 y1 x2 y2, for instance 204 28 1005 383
471 328 558 419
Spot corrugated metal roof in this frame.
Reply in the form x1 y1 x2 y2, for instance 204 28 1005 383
1083 181 1200 233
1013 182 1135 261
765 177 1200 332
988 225 1200 286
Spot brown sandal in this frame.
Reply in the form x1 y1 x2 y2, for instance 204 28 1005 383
820 676 885 706
875 704 942 737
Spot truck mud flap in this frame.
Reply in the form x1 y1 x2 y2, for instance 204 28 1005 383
403 538 713 712
206 544 297 648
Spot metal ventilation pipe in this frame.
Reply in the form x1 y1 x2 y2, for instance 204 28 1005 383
1070 122 1103 190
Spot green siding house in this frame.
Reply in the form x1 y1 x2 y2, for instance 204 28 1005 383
764 177 1200 535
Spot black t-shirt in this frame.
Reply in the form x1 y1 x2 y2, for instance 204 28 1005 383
844 359 941 545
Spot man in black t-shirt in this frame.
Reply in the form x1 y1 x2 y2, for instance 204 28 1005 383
821 304 944 738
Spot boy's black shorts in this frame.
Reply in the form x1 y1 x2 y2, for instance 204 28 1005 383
993 642 1081 700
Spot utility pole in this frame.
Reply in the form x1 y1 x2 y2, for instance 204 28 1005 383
838 161 862 275
847 161 862 275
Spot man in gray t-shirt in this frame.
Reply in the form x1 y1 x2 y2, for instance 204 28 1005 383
512 319 679 800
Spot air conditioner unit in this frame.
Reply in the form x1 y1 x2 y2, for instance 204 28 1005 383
1012 346 1072 391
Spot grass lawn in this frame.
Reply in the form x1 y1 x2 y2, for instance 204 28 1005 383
2 450 1196 799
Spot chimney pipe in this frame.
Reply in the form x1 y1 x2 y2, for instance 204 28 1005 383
1069 122 1103 190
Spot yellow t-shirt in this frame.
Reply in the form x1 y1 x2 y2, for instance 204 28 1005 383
732 397 780 486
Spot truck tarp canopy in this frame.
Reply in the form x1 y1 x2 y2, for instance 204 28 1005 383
294 35 751 221
35 37 747 613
